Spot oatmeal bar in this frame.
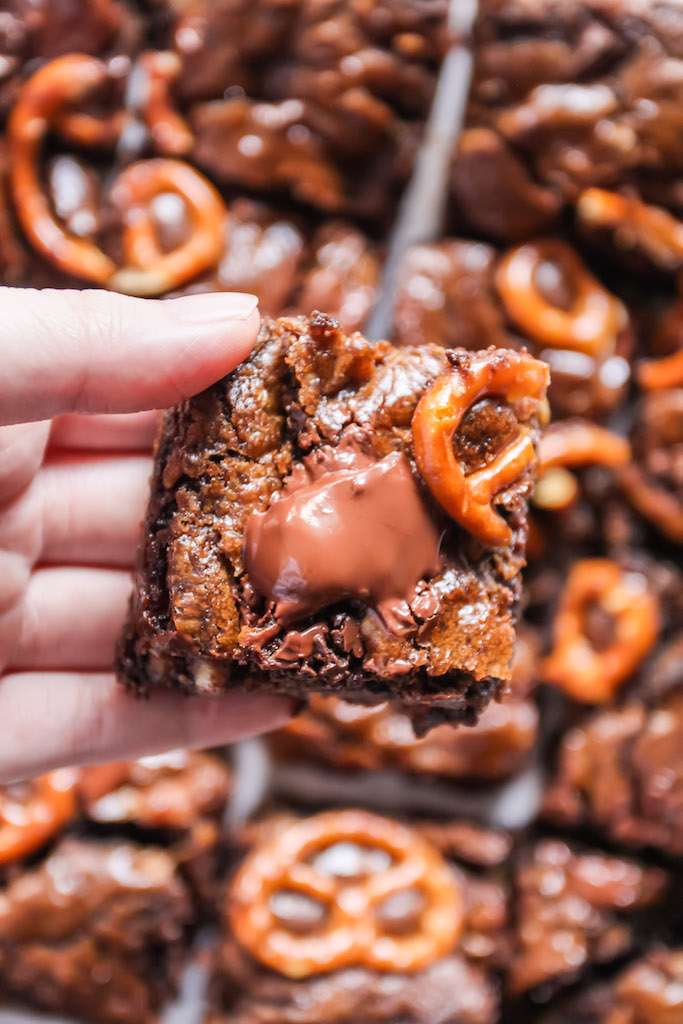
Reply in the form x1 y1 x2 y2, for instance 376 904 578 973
117 313 548 729
208 808 508 1024
0 836 192 1024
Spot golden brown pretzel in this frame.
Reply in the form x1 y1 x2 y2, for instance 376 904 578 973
495 240 626 357
8 54 224 295
108 158 225 295
578 188 683 271
534 421 631 512
229 809 463 979
412 349 549 547
543 560 659 703
619 388 683 544
537 421 631 473
0 770 78 865
135 51 193 156
638 349 683 391
9 55 119 283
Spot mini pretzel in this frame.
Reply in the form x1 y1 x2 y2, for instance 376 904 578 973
107 158 225 295
8 54 119 283
0 770 78 865
578 188 683 271
134 51 193 156
412 349 549 547
495 240 626 357
8 54 223 295
543 560 659 703
229 809 463 979
537 421 631 473
534 421 630 511
638 349 683 391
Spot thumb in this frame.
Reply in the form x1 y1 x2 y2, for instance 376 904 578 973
0 287 259 426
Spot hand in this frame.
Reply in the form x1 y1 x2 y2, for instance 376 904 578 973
0 287 292 783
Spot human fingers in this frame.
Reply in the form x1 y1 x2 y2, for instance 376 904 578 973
0 287 259 425
50 410 160 451
36 453 151 566
6 567 133 670
0 671 293 783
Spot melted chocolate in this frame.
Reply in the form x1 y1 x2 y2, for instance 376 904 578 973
244 435 443 630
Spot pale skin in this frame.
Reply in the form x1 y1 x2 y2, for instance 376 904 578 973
0 287 293 783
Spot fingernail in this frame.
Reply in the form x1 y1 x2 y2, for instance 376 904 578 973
171 292 259 324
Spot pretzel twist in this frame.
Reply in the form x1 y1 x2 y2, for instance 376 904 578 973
619 389 683 544
578 188 683 271
8 54 223 295
412 350 549 547
108 158 225 295
495 240 626 357
134 51 194 156
534 421 631 511
543 560 659 703
638 349 683 391
229 809 463 979
537 421 631 473
0 770 78 865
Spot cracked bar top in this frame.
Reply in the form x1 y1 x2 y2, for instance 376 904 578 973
117 313 547 731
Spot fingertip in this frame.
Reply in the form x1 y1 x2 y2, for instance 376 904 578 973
0 287 262 423
182 691 295 749
104 292 262 412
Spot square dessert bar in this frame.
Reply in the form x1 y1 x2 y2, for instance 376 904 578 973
0 837 192 1024
207 808 509 1024
118 313 548 728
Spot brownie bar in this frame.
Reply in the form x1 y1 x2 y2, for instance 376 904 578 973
392 237 634 421
0 836 192 1024
506 838 673 998
169 0 449 220
536 947 683 1024
117 313 548 728
77 749 232 908
161 196 382 335
269 625 539 782
543 653 683 857
78 748 231 833
451 0 683 265
209 808 508 1024
0 0 140 118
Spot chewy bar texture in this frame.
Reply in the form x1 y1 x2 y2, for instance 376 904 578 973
451 0 683 263
118 314 548 729
177 0 449 220
0 837 192 1024
0 752 231 1022
205 809 678 1023
207 809 510 1024
268 624 540 783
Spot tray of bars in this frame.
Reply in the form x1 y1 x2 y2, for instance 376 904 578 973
0 1 682 1023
